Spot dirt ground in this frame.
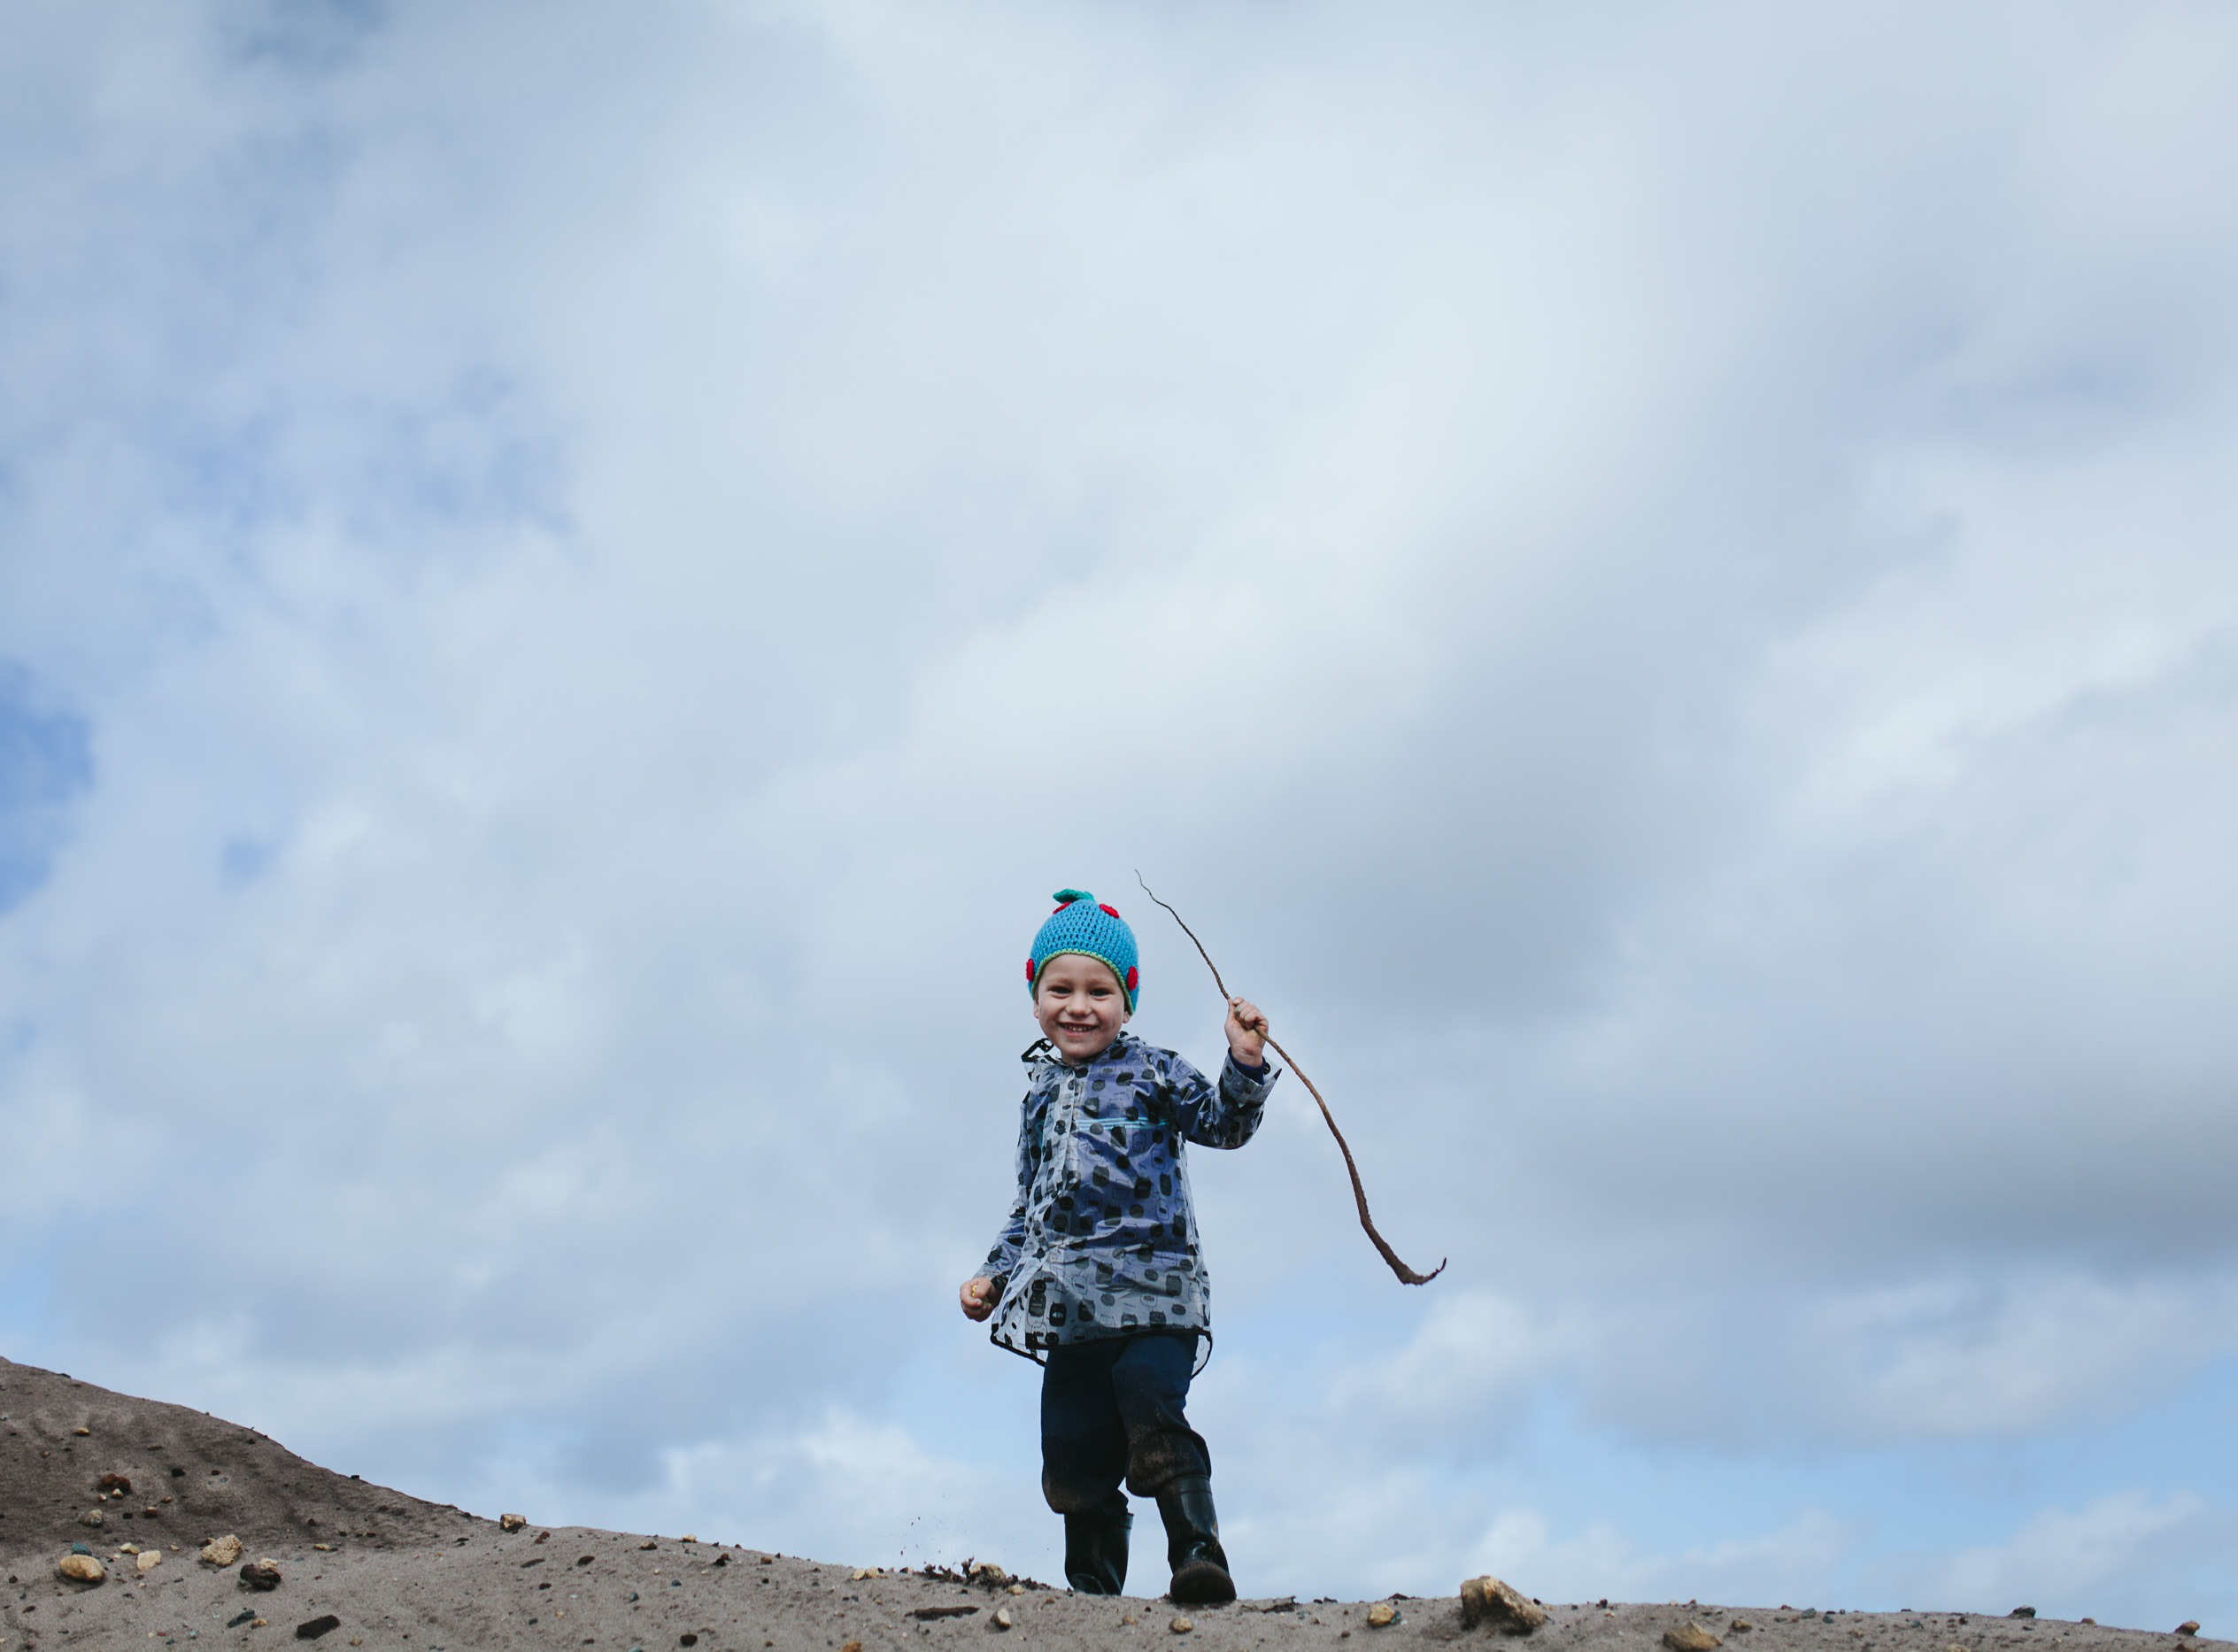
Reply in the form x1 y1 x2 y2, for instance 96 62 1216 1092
2 1355 2218 1652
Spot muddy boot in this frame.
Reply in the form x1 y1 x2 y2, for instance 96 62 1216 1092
1062 1499 1131 1595
1156 1477 1235 1604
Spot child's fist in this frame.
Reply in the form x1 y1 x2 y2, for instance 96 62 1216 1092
1225 997 1268 1067
959 1276 998 1322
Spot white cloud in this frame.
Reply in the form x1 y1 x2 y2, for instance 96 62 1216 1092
1869 1493 2238 1626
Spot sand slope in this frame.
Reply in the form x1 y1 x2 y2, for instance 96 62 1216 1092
1 1355 2213 1652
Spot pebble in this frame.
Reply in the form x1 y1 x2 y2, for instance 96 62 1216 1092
203 1535 244 1566
58 1554 106 1583
1462 1577 1548 1635
993 1608 1015 1631
296 1614 343 1640
1368 1602 1400 1628
500 1514 528 1532
1008 1583 1028 1596
1733 1620 1756 1633
2179 1625 2202 1638
1171 1616 1194 1634
2012 1609 2038 1620
1664 1624 1724 1652
139 1550 164 1572
75 1425 91 1435
241 1559 284 1590
80 1509 105 1527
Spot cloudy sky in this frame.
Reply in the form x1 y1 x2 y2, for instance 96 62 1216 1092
5 0 2238 1627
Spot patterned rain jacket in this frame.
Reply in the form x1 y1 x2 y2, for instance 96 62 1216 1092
983 1030 1277 1363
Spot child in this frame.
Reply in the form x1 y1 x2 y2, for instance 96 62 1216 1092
959 888 1277 1603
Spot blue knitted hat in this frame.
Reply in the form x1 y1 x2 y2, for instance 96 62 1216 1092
1028 888 1140 1011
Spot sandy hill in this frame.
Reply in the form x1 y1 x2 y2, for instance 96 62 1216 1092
0 1355 2210 1652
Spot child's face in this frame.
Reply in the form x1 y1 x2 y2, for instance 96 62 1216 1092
1033 953 1131 1063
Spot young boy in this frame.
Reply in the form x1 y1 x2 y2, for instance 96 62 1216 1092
960 888 1277 1603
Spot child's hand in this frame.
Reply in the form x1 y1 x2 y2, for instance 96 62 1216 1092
959 1276 998 1322
1225 997 1268 1068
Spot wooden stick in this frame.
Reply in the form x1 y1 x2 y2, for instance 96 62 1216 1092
1136 873 1447 1286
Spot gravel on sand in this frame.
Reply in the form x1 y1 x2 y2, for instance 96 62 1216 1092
2 1357 2218 1652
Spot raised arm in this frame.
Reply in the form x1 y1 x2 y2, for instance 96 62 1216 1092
1161 1046 1278 1150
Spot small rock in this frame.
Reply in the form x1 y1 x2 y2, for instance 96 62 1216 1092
1947 1644 1972 1651
994 1608 1015 1631
842 1643 863 1652
682 1636 700 1647
230 1610 259 1627
58 1554 105 1584
241 1559 284 1590
1664 1625 1724 1652
1171 1617 1195 1634
640 1540 660 1550
99 1473 133 1494
1462 1577 1549 1635
204 1535 245 1566
79 1509 105 1527
683 1532 698 1542
1369 1602 1401 1628
138 1550 164 1573
313 1543 333 1552
500 1514 528 1532
253 1619 269 1630
1008 1583 1028 1595
2179 1625 2202 1638
2012 1610 2037 1620
534 1531 550 1544
122 1541 143 1555
1123 1615 1141 1625
74 1425 91 1435
1733 1621 1755 1633
295 1614 342 1640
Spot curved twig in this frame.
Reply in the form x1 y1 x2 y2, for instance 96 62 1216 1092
1135 872 1447 1286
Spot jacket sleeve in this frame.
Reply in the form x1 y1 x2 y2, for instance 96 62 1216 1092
1162 1050 1278 1150
981 1097 1036 1284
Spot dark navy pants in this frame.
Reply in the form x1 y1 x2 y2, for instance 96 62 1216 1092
1040 1332 1210 1515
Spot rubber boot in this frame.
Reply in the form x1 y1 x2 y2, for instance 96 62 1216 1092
1155 1477 1235 1605
1062 1497 1131 1595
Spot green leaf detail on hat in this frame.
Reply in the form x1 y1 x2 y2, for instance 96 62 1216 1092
1052 888 1092 903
